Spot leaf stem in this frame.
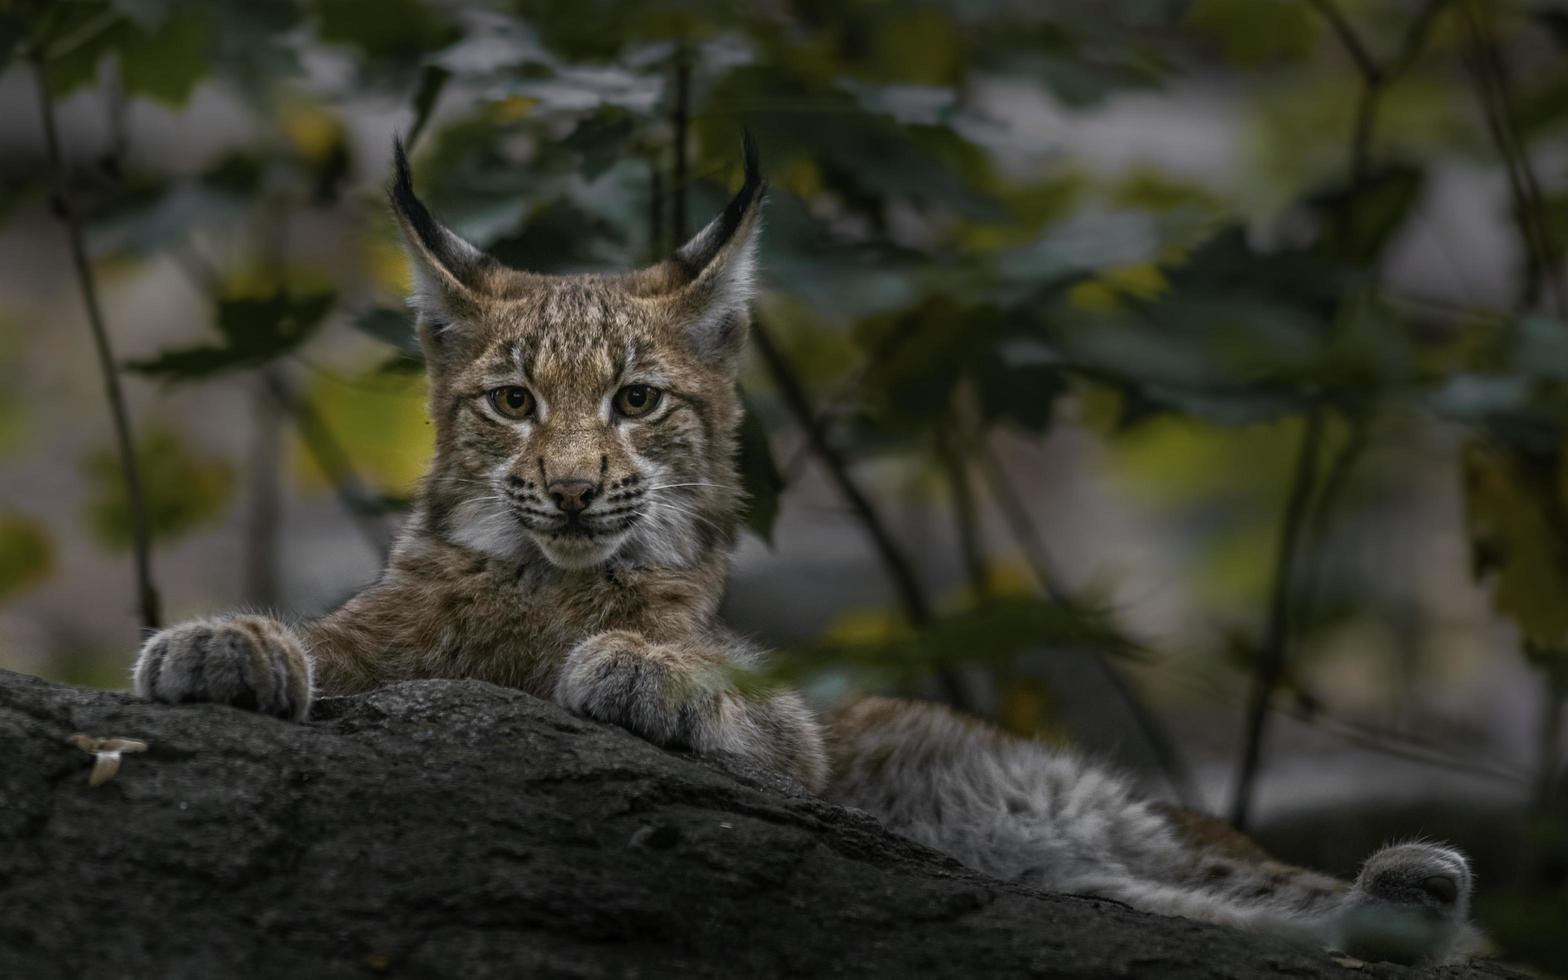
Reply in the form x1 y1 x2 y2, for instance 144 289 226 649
31 59 161 631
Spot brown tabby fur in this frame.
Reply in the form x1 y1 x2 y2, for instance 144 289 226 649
131 136 1481 966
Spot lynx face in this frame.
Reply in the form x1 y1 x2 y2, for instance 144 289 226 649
391 139 762 570
431 281 742 569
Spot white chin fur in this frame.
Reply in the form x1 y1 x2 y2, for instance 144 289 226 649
533 532 628 569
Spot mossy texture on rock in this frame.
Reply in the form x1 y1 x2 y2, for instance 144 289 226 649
0 670 1516 979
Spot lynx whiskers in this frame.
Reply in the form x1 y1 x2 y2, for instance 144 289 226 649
130 132 1485 968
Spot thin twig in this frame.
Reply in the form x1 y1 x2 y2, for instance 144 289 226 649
32 59 161 631
1537 682 1566 811
1307 0 1452 180
262 372 394 561
243 378 283 606
1229 409 1326 830
976 442 1201 808
1294 413 1369 634
937 426 988 598
751 316 969 709
167 242 395 561
42 8 119 62
1156 660 1533 786
1460 0 1568 316
1305 0 1381 83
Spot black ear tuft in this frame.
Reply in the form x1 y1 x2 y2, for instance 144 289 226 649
741 128 762 197
388 136 446 261
673 132 766 278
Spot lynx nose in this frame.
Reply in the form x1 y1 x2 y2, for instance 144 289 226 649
548 479 597 516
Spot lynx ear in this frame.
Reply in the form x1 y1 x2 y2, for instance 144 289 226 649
387 138 497 328
632 132 765 366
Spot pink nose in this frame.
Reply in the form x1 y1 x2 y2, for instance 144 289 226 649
548 479 596 515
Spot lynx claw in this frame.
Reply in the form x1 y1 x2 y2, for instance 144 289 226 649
134 616 313 721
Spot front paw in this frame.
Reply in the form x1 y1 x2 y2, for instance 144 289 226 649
554 630 720 747
133 616 313 721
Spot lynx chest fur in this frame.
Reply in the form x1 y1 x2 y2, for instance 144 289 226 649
131 134 1484 969
310 537 728 698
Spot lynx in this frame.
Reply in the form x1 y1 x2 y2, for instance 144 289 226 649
133 136 1484 966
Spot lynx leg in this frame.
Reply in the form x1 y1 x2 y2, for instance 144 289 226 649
555 629 827 789
133 615 313 721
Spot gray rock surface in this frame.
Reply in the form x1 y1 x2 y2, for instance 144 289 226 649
0 669 1515 979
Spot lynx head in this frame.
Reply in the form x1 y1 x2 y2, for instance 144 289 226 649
390 136 763 570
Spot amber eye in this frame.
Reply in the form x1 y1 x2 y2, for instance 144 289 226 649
488 386 534 420
614 384 662 418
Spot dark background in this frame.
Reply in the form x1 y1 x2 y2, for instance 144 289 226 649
0 0 1563 971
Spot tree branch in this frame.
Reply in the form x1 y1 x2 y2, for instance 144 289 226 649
936 426 988 599
1229 408 1326 830
1460 0 1568 316
975 442 1200 808
242 379 283 607
750 316 969 708
31 59 161 631
1305 0 1381 84
1307 0 1452 180
262 371 395 561
167 242 396 562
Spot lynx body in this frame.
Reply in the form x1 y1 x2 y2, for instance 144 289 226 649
133 138 1483 966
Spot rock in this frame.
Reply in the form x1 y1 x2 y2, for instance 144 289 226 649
0 669 1510 979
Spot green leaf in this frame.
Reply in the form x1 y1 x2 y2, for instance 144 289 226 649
0 513 53 602
125 289 336 380
0 13 26 74
111 0 174 30
563 108 639 180
82 428 235 550
976 357 1065 433
1308 165 1425 264
352 306 422 358
1462 442 1568 649
736 391 785 544
120 9 214 106
1185 0 1315 67
309 0 458 59
778 594 1141 686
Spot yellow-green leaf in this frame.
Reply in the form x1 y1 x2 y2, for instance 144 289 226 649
0 513 53 601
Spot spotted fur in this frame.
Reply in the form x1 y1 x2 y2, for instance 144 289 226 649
131 137 1481 964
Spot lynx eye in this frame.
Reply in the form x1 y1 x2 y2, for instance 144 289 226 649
487 385 534 420
614 384 662 418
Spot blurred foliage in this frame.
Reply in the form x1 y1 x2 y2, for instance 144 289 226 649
0 513 52 601
82 429 234 550
7 0 1568 968
291 370 431 496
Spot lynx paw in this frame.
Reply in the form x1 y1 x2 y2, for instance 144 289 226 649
554 630 722 747
1334 842 1479 965
133 616 312 721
